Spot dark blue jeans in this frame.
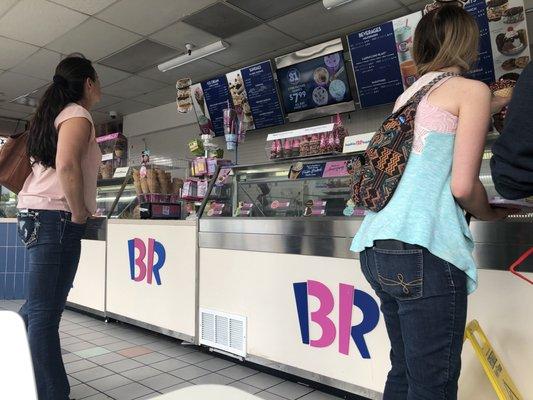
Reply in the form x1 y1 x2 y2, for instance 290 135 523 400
360 243 467 400
17 210 86 400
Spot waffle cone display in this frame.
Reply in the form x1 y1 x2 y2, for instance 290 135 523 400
171 178 184 194
132 168 142 195
490 79 515 97
140 177 149 194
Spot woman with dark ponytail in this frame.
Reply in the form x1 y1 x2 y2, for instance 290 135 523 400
17 55 101 400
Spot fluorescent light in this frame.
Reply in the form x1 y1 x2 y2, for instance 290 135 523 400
322 0 354 9
157 40 229 72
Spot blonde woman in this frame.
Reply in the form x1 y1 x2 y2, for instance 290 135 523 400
351 6 511 399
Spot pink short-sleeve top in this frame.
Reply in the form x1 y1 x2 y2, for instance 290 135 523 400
17 103 102 213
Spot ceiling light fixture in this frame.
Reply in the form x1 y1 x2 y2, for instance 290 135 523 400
322 0 354 10
157 40 229 72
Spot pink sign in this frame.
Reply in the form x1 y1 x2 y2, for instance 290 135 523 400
322 161 349 178
96 132 120 143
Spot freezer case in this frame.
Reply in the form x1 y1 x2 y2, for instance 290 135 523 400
198 152 533 399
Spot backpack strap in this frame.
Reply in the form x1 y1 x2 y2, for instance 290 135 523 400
395 72 461 115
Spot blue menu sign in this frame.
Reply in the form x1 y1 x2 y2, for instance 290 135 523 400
348 12 423 108
201 76 232 137
465 0 495 83
299 163 326 179
240 61 285 129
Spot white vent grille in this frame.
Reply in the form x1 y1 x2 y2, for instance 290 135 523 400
200 308 246 357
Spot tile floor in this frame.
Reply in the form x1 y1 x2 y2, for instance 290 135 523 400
0 300 345 400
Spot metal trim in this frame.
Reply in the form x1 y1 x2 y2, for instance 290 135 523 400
243 353 382 400
65 302 105 318
286 101 356 123
105 312 195 343
275 38 344 69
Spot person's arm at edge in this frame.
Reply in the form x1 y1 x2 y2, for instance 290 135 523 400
451 80 510 221
491 63 533 199
56 117 92 224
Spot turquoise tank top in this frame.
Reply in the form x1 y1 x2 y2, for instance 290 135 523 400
350 73 477 294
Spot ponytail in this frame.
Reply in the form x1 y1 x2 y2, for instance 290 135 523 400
27 55 96 168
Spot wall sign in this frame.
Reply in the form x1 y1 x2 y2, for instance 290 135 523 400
348 12 423 108
226 61 285 131
191 76 232 137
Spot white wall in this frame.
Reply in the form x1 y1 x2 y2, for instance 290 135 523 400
123 103 393 166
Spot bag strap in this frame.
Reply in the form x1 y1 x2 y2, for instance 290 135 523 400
394 72 461 115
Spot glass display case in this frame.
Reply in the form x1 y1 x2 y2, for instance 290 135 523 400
200 154 362 219
96 177 136 218
0 186 17 218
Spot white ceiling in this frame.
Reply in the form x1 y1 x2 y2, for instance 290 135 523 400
0 0 530 126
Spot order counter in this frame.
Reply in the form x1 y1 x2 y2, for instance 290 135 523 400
67 218 107 316
198 155 533 399
105 219 198 342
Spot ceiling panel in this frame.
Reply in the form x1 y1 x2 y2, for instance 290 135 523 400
46 18 142 61
132 86 176 107
91 110 113 125
150 21 219 51
94 64 131 87
98 99 151 115
229 43 303 70
0 0 88 46
12 49 62 80
0 0 17 18
138 59 226 84
0 108 29 120
102 75 167 98
0 102 37 113
48 0 117 15
0 36 38 70
269 0 402 41
0 72 48 103
206 24 300 67
99 40 180 73
94 94 124 110
228 0 318 21
183 2 262 39
407 0 432 12
96 0 218 36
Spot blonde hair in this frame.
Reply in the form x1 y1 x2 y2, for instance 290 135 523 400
413 6 479 75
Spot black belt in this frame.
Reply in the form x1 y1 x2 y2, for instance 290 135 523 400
374 240 422 251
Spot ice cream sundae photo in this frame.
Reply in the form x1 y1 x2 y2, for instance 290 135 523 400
496 27 527 56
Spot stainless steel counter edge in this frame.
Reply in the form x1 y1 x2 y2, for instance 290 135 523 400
199 218 533 272
108 219 197 226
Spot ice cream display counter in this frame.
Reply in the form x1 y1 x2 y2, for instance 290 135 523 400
197 153 533 399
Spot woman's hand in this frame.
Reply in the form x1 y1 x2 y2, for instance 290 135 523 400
482 206 519 221
490 95 511 115
72 209 91 225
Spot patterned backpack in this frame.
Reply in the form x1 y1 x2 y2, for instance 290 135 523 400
350 72 459 212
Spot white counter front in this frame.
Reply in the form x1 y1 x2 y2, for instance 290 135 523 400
106 219 197 342
199 248 533 399
67 238 106 315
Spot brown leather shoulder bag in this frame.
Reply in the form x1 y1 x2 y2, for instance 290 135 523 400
0 131 32 193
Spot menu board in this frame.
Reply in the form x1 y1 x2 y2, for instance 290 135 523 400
226 61 285 130
348 2 530 108
277 50 353 114
483 0 530 82
465 0 496 83
348 12 423 108
191 76 232 137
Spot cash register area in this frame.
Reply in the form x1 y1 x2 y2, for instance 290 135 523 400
1 0 532 399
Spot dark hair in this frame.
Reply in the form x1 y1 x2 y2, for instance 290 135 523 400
27 55 97 168
413 5 479 75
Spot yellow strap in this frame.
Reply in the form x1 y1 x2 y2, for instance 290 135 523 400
464 320 524 400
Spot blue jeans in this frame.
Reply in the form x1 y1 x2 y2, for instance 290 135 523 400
17 210 86 400
360 243 467 400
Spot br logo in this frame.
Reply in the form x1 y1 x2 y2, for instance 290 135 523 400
128 238 166 285
293 280 380 359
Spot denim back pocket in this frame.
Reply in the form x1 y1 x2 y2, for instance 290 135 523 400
17 214 39 248
374 248 424 300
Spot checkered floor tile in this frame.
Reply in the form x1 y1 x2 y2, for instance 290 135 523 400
0 300 344 400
